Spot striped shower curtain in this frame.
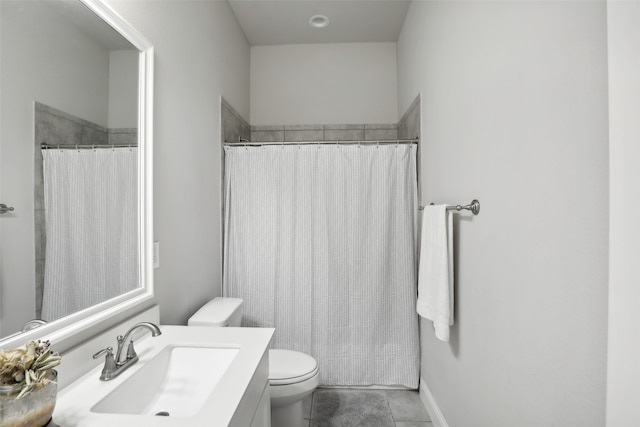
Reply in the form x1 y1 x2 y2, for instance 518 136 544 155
223 144 420 387
41 148 138 321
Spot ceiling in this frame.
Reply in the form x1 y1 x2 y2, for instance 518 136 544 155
227 0 412 46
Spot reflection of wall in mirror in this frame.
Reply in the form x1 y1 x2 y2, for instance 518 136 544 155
0 1 137 339
109 50 139 129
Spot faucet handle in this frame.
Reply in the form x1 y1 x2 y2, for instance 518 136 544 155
93 346 117 381
126 340 137 360
93 346 114 359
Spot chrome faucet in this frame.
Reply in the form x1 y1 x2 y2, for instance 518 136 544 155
93 322 162 381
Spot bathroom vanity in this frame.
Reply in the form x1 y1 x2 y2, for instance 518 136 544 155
53 325 274 427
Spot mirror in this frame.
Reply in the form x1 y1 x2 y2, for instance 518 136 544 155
0 0 154 346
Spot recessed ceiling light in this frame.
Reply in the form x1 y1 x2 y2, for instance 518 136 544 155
308 14 330 29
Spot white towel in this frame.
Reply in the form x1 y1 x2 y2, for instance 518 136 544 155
417 204 454 341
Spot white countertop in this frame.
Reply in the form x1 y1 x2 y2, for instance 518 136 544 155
53 326 274 427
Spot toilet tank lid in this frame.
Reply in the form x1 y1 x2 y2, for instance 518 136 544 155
188 297 243 326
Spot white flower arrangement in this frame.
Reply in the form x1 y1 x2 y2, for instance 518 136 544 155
0 340 61 399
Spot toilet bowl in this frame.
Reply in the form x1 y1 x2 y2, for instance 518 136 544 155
188 297 320 427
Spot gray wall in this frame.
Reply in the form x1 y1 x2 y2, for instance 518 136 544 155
398 1 608 426
607 1 640 424
251 43 398 125
107 0 251 325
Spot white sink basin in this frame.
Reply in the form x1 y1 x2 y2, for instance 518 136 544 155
54 326 274 427
91 345 239 417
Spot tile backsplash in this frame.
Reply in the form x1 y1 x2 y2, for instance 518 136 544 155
221 97 251 144
397 95 420 141
251 123 398 143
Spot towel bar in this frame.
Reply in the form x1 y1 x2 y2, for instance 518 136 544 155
418 199 480 215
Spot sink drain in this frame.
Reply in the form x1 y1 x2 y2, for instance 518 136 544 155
155 411 170 416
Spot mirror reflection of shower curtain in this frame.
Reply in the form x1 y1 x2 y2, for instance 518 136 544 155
223 144 420 387
41 148 137 322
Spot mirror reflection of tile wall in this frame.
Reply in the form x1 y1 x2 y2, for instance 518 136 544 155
34 102 137 317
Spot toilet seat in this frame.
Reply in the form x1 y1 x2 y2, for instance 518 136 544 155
269 349 321 409
269 349 319 385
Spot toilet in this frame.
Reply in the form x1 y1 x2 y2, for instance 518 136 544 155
188 297 320 427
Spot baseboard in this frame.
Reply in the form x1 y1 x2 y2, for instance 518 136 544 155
419 377 450 427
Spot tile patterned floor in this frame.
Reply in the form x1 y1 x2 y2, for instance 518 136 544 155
301 388 432 427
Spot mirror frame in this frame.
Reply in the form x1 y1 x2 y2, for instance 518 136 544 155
0 0 154 351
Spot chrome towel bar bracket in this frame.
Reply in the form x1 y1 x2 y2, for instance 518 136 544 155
0 204 15 215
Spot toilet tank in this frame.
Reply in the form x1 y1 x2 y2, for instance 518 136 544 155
187 297 243 327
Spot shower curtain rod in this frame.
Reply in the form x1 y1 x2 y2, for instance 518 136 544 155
224 138 419 147
41 142 138 150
